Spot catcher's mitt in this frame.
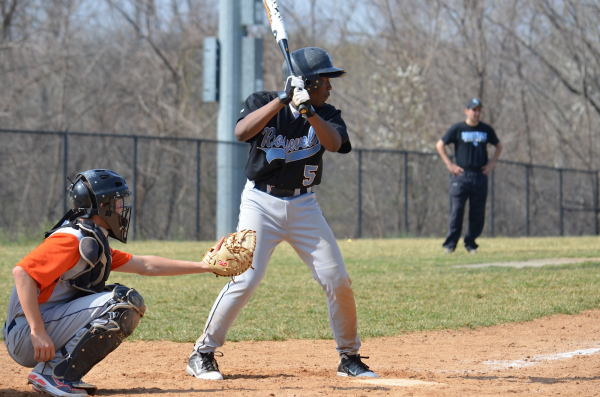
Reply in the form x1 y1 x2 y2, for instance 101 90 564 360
203 229 256 281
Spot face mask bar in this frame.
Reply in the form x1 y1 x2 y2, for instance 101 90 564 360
119 204 132 242
98 193 131 243
109 194 131 243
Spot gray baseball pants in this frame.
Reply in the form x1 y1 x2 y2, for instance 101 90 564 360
3 292 114 375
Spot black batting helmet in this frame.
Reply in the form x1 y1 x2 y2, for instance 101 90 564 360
68 169 132 243
282 47 346 92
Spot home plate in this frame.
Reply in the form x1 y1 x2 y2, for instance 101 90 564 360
356 378 441 387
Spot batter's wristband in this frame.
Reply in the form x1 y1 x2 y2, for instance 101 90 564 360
278 91 292 105
303 107 315 118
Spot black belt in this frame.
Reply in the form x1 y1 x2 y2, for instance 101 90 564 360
255 183 310 198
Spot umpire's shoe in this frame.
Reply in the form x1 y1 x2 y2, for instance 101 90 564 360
187 351 223 380
337 353 379 378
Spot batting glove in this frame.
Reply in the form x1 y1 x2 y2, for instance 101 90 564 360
293 87 310 106
285 76 305 96
292 88 314 118
279 76 304 105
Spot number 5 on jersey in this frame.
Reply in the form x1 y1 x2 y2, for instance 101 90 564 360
303 165 318 186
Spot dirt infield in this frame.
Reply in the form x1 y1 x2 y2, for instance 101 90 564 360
3 309 600 396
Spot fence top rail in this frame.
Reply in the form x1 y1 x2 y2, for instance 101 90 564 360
2 128 598 174
499 159 598 174
355 147 598 174
0 128 245 146
354 147 438 156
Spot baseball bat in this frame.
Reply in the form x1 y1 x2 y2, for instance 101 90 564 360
263 0 309 116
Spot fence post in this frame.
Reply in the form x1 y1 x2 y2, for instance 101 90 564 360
62 132 68 214
357 150 362 239
196 140 201 241
132 136 138 241
559 169 563 236
490 168 495 237
526 165 530 236
594 171 600 236
403 151 408 235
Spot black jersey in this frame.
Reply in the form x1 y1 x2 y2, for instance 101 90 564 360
238 91 351 190
441 121 499 170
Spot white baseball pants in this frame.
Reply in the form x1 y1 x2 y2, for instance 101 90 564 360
195 180 361 355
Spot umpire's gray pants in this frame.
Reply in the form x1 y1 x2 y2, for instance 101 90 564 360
3 292 114 375
194 180 361 356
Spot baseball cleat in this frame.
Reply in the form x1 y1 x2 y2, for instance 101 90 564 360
27 371 88 396
186 351 224 380
31 383 44 394
337 353 379 378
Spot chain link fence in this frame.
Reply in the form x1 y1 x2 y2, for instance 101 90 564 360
1 129 598 241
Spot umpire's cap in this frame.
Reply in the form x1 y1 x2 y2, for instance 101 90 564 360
466 98 483 109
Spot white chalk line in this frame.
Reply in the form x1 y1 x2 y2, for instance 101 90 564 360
353 348 600 385
355 378 441 387
482 347 600 369
455 257 600 269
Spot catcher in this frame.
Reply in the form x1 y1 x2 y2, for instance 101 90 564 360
2 169 254 397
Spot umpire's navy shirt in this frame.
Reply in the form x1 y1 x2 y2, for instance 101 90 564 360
441 121 499 171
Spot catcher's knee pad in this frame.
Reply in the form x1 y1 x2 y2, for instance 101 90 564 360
53 285 145 382
109 284 146 323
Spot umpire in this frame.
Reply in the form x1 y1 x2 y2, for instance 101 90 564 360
436 98 502 254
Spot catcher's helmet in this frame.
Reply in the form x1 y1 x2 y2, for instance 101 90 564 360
68 169 132 243
282 47 346 92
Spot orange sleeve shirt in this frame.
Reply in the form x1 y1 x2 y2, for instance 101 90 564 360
111 247 133 269
16 233 133 304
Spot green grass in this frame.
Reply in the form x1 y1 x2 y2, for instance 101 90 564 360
1 237 599 343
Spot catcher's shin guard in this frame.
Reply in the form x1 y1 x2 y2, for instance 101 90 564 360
53 285 145 382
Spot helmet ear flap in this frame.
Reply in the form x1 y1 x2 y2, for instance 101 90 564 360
81 179 98 209
69 178 94 213
303 75 323 92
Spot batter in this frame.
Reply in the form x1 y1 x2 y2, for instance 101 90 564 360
188 47 378 380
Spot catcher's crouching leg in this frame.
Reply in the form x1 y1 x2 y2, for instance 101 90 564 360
52 285 146 389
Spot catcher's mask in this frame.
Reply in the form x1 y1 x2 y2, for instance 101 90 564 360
282 47 346 92
68 169 132 243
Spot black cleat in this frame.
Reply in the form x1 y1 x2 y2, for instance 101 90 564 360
186 351 223 380
337 353 379 378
